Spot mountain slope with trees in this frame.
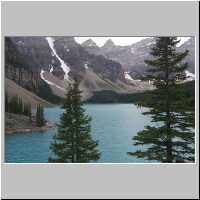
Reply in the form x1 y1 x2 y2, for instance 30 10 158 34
6 36 145 102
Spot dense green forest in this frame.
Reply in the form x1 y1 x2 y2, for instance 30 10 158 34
36 104 45 127
6 94 45 127
86 81 195 109
5 94 32 120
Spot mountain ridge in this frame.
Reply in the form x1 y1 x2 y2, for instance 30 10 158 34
82 37 195 78
5 36 194 106
6 36 146 104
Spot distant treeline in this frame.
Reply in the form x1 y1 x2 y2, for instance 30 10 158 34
86 81 195 109
36 104 45 127
5 94 45 127
5 94 32 120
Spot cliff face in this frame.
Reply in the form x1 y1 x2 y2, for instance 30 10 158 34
52 36 125 82
10 37 60 73
10 36 126 83
5 38 39 92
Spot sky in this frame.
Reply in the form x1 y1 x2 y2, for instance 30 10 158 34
74 36 191 47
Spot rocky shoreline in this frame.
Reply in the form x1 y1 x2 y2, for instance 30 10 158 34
5 112 55 134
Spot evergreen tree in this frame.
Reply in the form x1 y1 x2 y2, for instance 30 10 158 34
49 80 100 163
23 103 27 116
22 102 32 120
36 104 44 127
28 103 32 122
9 96 18 114
6 95 32 120
36 104 40 126
40 105 44 126
128 37 195 163
18 97 23 114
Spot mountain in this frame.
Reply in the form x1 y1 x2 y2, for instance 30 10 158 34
81 37 155 76
5 37 61 105
6 36 193 106
104 38 155 77
6 36 149 104
82 37 195 79
82 39 98 47
81 39 103 56
101 39 116 53
177 37 195 73
11 36 127 82
10 37 60 72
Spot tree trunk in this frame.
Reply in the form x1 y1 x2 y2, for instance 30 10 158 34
166 140 172 162
165 43 173 163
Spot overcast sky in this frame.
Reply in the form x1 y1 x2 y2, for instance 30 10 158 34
74 37 191 47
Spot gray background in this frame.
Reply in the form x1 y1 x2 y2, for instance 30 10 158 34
1 1 199 199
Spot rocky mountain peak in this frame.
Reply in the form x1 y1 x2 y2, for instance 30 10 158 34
54 36 77 48
101 39 116 52
82 39 98 47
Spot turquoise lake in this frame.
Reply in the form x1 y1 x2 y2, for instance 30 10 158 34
5 104 158 163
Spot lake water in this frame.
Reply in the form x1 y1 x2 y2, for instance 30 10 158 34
5 104 158 163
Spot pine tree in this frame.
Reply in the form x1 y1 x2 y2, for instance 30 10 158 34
18 97 23 114
36 104 40 126
36 104 44 127
128 37 195 163
23 103 27 116
40 105 44 126
9 96 18 114
6 95 32 120
49 80 100 163
28 103 32 122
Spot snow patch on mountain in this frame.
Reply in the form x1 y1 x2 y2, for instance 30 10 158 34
185 70 195 81
46 37 70 81
131 47 135 54
88 43 95 47
84 63 89 69
177 37 191 47
124 72 134 81
40 69 65 91
124 71 142 82
147 41 154 46
17 41 24 46
49 65 54 73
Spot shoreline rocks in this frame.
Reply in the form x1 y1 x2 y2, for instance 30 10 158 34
5 112 55 134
